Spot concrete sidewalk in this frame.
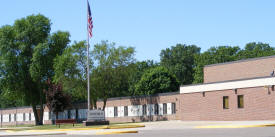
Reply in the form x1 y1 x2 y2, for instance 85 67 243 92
142 120 275 130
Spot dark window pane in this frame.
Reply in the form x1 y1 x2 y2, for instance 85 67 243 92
172 103 176 114
238 95 244 108
114 107 118 117
223 96 229 109
124 106 128 116
154 104 159 115
142 105 147 116
163 103 167 114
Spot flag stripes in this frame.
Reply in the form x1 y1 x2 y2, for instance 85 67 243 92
87 1 93 38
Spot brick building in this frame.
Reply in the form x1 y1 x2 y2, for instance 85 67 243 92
0 55 275 125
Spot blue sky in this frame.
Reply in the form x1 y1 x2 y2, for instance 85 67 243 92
1 0 275 61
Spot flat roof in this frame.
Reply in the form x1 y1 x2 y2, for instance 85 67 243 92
205 55 275 68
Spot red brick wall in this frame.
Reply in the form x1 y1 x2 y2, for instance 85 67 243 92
204 56 275 83
97 93 181 122
180 86 275 121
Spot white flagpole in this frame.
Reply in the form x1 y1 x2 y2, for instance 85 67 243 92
87 0 90 111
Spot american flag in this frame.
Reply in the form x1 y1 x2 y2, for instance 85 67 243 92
87 1 93 38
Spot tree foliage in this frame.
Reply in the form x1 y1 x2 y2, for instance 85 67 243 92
135 66 179 95
128 60 159 95
237 42 275 59
0 14 70 125
53 41 89 102
44 79 71 120
193 43 275 83
160 44 200 85
91 41 135 110
193 46 240 83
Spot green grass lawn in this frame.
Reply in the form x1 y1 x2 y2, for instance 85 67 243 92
2 122 144 131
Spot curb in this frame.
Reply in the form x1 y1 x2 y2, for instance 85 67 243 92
106 125 145 129
0 133 67 136
195 124 275 129
96 130 138 135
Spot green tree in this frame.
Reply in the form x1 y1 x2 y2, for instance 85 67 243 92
0 14 70 125
135 66 179 95
160 44 200 85
237 42 275 59
53 41 89 102
193 46 240 83
91 40 135 110
128 60 159 95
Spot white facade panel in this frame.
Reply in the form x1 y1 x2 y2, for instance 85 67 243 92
107 107 114 118
70 109 76 119
43 112 49 121
147 104 153 116
118 106 124 117
167 103 172 115
11 114 15 122
31 113 35 121
17 113 23 122
78 109 87 119
138 105 142 116
159 104 163 115
3 114 9 122
128 105 140 117
150 104 155 116
180 77 275 94
128 106 134 117
58 112 63 119
25 113 29 121
105 108 108 118
147 104 151 116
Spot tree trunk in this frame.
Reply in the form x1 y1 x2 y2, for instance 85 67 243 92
92 99 97 109
38 89 44 125
32 105 40 126
55 112 59 120
102 98 107 111
38 103 44 125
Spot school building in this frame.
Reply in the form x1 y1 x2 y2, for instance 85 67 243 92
0 55 275 125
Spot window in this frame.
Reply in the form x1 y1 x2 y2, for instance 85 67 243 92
124 106 128 116
142 104 147 116
172 103 176 114
163 103 167 114
114 107 118 117
29 113 31 121
23 113 25 121
154 104 159 115
238 95 244 108
223 96 229 109
9 114 11 122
